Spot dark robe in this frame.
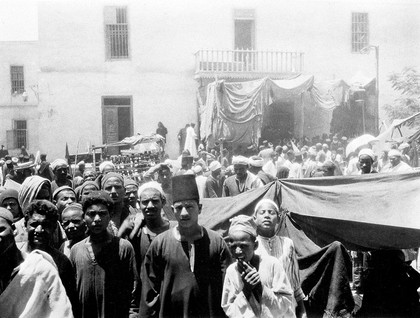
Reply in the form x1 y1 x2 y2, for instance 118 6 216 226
204 175 222 198
140 227 231 318
70 236 137 318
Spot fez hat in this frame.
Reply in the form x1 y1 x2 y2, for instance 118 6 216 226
172 174 199 203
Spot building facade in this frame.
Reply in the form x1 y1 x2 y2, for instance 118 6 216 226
0 0 418 159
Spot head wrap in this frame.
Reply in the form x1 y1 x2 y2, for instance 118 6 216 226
101 172 124 189
192 165 202 174
75 181 99 201
99 161 115 174
52 186 76 201
0 207 13 224
123 178 138 189
51 159 69 171
138 181 165 199
398 142 410 150
388 149 402 158
254 198 279 215
77 161 85 166
232 156 249 166
172 174 199 203
18 176 51 213
358 148 375 160
62 203 83 216
282 146 288 151
73 176 84 188
0 189 19 206
248 156 264 167
322 144 329 148
228 215 257 238
209 161 222 172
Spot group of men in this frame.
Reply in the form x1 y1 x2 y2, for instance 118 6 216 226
0 132 419 318
0 151 318 318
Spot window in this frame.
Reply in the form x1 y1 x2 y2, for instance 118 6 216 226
6 120 27 149
352 13 369 53
104 7 129 59
234 9 255 50
10 66 24 94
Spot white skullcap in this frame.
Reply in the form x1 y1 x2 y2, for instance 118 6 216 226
209 161 222 172
232 156 249 166
51 159 68 171
358 148 375 160
192 165 202 174
138 181 165 199
398 142 410 150
282 146 288 151
254 198 279 215
388 149 402 158
248 156 264 167
99 161 115 173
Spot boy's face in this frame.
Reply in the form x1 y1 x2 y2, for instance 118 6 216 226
228 231 257 263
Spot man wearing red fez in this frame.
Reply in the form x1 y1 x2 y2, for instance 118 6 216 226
140 174 232 317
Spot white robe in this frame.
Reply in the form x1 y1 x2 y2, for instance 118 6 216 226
184 126 197 157
221 254 296 318
0 250 73 318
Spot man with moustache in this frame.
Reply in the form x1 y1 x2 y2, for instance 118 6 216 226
140 174 232 317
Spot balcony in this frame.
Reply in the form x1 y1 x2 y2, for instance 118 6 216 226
194 49 304 80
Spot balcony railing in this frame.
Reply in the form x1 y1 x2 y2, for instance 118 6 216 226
195 49 304 79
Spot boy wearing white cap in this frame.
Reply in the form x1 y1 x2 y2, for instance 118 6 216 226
222 214 295 318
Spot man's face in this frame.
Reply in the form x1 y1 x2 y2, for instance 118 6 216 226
0 218 15 255
389 155 401 167
254 201 278 236
271 152 279 162
55 166 68 181
158 168 171 184
1 198 20 219
26 213 56 250
228 231 256 262
55 190 76 214
81 184 98 200
125 185 139 205
234 164 248 181
212 168 221 179
61 209 86 240
85 204 110 235
140 189 164 223
83 171 96 182
173 200 200 229
103 177 125 204
359 155 373 174
36 184 51 200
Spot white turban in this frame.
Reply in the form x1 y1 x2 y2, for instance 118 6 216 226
99 161 115 173
51 159 68 171
209 161 222 172
388 149 402 158
248 156 264 167
358 148 375 160
232 156 248 166
138 181 165 199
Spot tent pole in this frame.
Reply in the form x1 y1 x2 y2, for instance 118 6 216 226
301 94 304 138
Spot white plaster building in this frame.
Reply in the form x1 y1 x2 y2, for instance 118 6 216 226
0 0 418 159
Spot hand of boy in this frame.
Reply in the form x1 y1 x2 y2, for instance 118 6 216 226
240 260 263 301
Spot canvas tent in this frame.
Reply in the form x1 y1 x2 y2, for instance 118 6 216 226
199 171 420 253
199 74 376 147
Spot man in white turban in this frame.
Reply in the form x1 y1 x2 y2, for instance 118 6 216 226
222 156 262 197
382 149 412 173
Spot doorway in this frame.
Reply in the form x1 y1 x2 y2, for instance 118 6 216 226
102 96 133 156
261 101 294 145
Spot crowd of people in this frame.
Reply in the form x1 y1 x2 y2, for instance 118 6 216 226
0 130 419 318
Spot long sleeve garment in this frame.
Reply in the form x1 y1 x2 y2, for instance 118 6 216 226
140 227 232 318
221 254 296 318
70 236 137 318
256 235 305 303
